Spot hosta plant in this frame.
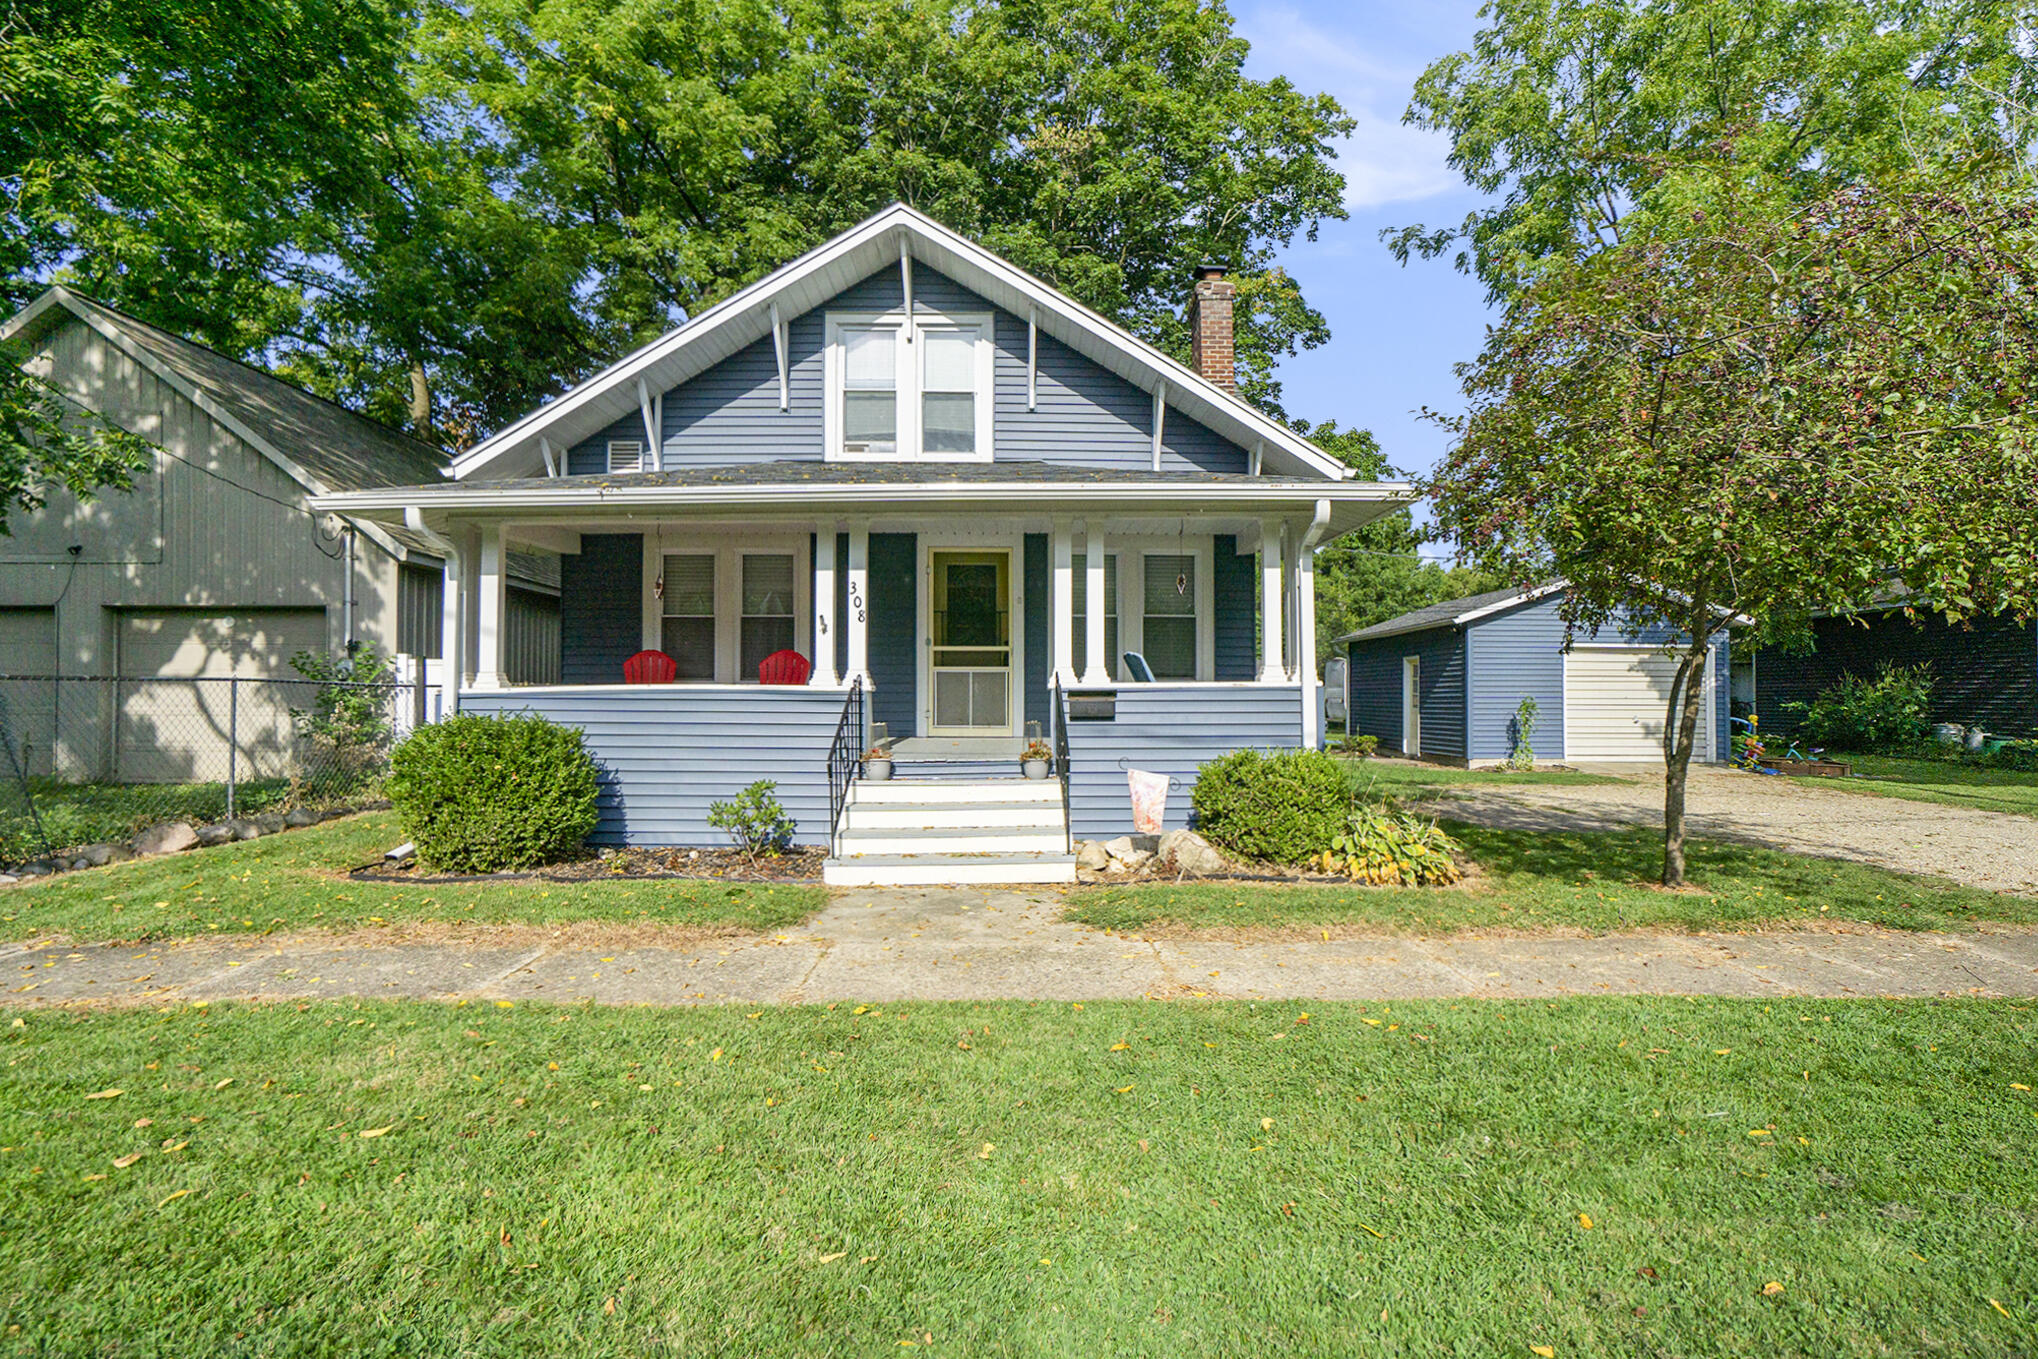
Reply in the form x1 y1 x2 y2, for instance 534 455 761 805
1312 809 1463 887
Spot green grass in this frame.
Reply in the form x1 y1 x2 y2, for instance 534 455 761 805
1337 757 1628 799
1791 755 2038 819
0 812 824 942
0 777 303 866
2 997 2032 1355
1071 823 2038 934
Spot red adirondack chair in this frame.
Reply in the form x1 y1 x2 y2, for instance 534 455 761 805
622 650 677 684
757 649 811 685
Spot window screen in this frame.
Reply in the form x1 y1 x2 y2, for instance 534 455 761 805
1071 552 1119 679
741 554 796 679
660 554 715 680
842 328 898 453
921 327 977 454
1142 554 1196 680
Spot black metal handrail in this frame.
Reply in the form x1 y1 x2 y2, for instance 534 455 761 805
1052 678 1072 854
825 676 865 857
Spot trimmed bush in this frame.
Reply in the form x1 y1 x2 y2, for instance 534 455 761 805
1788 662 1934 751
387 713 601 872
1190 748 1354 865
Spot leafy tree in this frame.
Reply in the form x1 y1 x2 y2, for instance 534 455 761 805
0 359 150 535
1388 0 2035 300
1427 155 2038 886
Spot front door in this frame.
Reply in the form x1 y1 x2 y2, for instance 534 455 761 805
929 550 1012 736
1402 655 1421 757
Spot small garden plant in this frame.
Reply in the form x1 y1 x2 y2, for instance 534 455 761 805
1508 695 1538 770
1021 738 1053 762
708 780 796 863
1330 731 1378 757
386 712 600 872
1787 661 1933 751
288 643 398 787
1312 808 1462 886
1191 749 1354 865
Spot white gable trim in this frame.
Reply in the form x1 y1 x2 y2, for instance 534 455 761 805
451 204 1352 483
1 286 414 563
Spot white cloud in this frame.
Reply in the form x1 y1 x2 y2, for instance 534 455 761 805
1236 2 1468 211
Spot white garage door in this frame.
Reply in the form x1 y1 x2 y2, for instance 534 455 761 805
0 608 58 776
116 609 327 782
1565 646 1713 763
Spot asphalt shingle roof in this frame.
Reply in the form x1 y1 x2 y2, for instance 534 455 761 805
1339 583 1558 643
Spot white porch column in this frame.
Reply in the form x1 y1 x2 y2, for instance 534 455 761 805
471 522 509 690
1051 516 1075 684
1298 538 1320 747
811 524 839 685
845 521 870 685
440 534 466 712
1258 517 1286 684
1081 520 1109 685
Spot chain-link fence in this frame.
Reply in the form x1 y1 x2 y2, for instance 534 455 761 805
0 674 421 869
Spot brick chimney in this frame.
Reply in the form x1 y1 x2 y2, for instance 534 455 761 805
1188 263 1237 394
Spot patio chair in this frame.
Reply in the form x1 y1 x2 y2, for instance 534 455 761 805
622 650 677 684
757 649 812 685
1120 651 1156 683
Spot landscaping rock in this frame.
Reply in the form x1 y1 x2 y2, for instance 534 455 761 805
284 807 322 829
1157 829 1226 878
195 822 237 847
0 874 17 886
17 860 55 877
132 822 200 856
1118 849 1155 872
252 814 286 835
1102 834 1159 862
230 819 266 841
1075 840 1110 871
78 842 135 869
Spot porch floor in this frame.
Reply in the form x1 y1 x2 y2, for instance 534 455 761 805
889 737 1026 761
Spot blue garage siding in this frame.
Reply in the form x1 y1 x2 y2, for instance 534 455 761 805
1345 627 1466 761
566 262 1251 475
459 687 847 847
1063 684 1304 838
1464 595 1568 763
558 534 642 684
1212 536 1257 680
868 533 917 738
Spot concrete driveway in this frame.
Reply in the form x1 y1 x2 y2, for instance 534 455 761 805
1427 764 2038 896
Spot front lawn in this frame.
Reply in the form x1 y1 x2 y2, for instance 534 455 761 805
1338 757 1628 799
1071 823 2038 934
1791 754 2038 819
2 997 2030 1356
0 812 825 942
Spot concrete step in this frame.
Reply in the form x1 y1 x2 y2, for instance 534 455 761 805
848 778 1062 806
836 825 1069 856
843 801 1065 831
822 853 1077 886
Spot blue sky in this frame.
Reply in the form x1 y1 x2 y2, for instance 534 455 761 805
1233 1 1492 549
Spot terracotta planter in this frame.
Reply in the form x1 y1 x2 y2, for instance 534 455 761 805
1022 758 1050 780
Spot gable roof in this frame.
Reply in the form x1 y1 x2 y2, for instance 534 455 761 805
1338 582 1567 643
452 203 1353 483
2 287 449 496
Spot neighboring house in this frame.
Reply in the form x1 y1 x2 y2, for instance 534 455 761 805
314 204 1414 882
1755 604 2037 740
0 288 561 782
1339 584 1732 766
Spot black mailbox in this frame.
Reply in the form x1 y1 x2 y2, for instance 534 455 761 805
1067 690 1116 720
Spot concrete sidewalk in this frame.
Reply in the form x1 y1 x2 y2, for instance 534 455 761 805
6 886 2036 1007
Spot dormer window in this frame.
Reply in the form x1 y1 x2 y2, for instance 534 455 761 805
826 310 991 461
606 439 644 473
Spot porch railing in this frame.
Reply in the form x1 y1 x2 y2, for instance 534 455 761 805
1052 678 1073 854
825 676 865 857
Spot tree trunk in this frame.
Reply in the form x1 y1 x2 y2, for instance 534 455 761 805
408 361 433 443
1660 639 1712 887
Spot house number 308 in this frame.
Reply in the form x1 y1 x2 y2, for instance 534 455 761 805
848 583 865 623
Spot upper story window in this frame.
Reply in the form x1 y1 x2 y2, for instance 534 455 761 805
826 311 992 462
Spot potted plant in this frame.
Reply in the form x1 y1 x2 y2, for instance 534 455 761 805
1020 738 1053 780
862 747 892 781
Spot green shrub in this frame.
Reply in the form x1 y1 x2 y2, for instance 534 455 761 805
1331 732 1379 757
1788 662 1934 751
1190 748 1354 864
1971 740 2038 772
1313 807 1463 886
1508 695 1540 770
708 780 796 860
386 713 600 872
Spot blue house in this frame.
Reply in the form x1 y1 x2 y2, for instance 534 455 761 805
1339 584 1731 767
318 205 1411 882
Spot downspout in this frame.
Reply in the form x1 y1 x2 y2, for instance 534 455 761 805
341 523 356 652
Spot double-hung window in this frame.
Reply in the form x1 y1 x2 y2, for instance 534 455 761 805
740 553 796 678
828 312 990 460
1142 554 1198 680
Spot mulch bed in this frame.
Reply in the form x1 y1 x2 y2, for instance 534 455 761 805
351 845 826 885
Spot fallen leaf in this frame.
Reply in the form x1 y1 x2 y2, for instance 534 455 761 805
161 1140 188 1152
84 1089 123 1101
1261 1117 1274 1132
603 1296 617 1315
1578 1213 1594 1230
1357 1223 1386 1240
710 1048 723 1062
977 1143 994 1160
213 1078 234 1090
1988 1298 2012 1319
1762 1281 1785 1297
1137 1139 1150 1153
1362 1018 1382 1027
819 1252 848 1264
112 1152 144 1169
1109 1042 1130 1052
2011 1083 2031 1092
132 1118 153 1129
1714 1049 1732 1056
157 1189 192 1208
359 1125 396 1139
1747 1129 1772 1138
1531 1346 1556 1358
1114 1085 1135 1094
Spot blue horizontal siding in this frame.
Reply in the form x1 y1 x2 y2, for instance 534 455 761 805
458 687 850 848
1063 684 1303 839
1346 626 1466 760
1464 595 1566 763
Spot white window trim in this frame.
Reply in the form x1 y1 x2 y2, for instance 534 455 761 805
641 532 810 683
1115 536 1216 682
824 309 994 463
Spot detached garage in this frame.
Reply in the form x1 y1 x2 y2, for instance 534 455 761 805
1339 584 1731 766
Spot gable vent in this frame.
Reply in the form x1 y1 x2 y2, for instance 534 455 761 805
606 439 645 474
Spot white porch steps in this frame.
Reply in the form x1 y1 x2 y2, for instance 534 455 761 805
823 778 1074 886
